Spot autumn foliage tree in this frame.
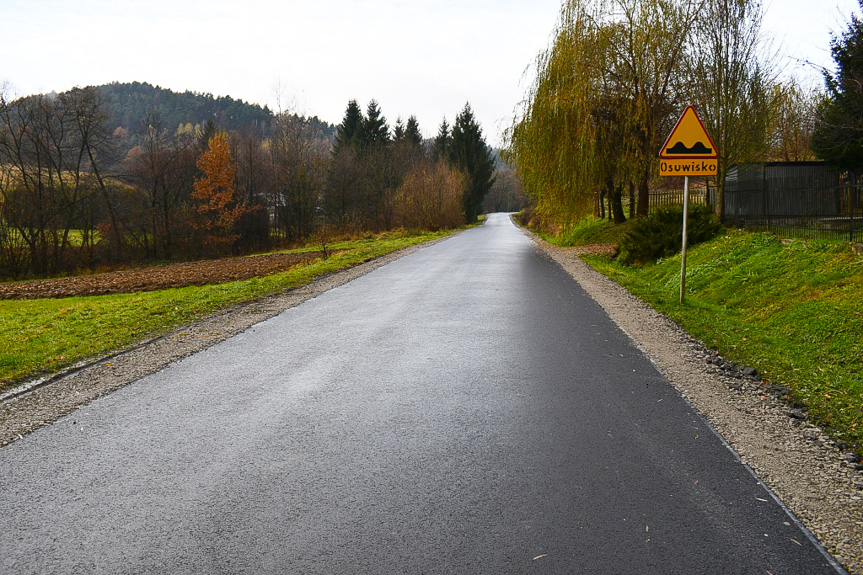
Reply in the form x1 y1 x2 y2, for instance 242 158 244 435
192 131 249 255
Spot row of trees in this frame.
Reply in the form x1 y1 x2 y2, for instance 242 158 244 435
327 99 497 232
506 0 821 230
0 85 503 278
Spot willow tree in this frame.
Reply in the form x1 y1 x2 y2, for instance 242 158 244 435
507 0 702 229
598 0 702 217
506 0 603 230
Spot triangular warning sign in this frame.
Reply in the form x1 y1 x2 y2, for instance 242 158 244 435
659 106 717 159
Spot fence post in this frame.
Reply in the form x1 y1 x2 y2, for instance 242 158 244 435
852 170 858 242
761 164 768 233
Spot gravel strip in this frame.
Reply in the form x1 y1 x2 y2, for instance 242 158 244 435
0 238 448 447
522 226 863 574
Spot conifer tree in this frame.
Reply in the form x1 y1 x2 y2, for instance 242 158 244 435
333 99 364 155
198 119 218 151
449 103 495 223
433 118 450 160
393 117 406 141
813 3 863 167
363 100 389 146
405 116 423 149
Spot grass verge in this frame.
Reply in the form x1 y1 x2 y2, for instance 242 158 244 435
534 215 632 247
582 229 863 448
0 229 456 393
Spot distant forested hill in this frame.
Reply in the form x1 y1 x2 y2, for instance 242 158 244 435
92 81 336 142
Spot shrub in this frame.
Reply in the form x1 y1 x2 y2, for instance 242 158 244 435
617 204 721 266
395 159 466 231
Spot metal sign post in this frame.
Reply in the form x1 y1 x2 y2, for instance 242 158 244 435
680 176 689 304
658 106 717 305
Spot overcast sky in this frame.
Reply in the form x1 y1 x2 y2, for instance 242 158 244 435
2 0 859 147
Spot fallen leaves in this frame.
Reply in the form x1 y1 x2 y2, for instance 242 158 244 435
567 244 617 256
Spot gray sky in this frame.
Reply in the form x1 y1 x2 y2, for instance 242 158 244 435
1 0 859 146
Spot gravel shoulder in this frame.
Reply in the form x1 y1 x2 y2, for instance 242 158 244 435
2 223 861 572
521 225 863 574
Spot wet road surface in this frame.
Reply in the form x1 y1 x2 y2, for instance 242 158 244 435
0 213 842 573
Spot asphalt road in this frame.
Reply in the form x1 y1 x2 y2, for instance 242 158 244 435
0 213 842 574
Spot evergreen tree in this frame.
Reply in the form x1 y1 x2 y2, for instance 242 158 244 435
405 116 423 149
813 2 863 167
393 117 406 141
199 119 218 151
333 99 364 155
433 117 450 160
449 103 496 223
362 100 389 146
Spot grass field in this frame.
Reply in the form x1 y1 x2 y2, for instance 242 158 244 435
0 229 456 393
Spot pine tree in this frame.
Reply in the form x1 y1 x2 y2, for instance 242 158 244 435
333 100 365 155
433 117 450 160
405 116 423 149
813 5 863 167
449 103 496 223
393 117 406 141
198 119 218 151
363 100 389 146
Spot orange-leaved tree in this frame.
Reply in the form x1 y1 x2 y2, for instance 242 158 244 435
192 131 249 255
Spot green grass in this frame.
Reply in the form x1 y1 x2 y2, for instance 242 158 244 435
582 229 863 448
0 229 456 393
535 215 633 247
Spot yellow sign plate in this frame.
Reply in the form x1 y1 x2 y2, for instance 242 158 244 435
659 106 717 176
659 159 717 176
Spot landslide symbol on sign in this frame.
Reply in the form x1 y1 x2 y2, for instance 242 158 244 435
659 106 718 159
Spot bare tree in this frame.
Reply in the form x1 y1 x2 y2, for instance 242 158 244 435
65 87 122 264
270 113 329 242
483 164 528 213
685 0 778 216
0 85 29 276
232 128 271 252
0 87 116 275
602 0 704 217
123 113 197 258
771 79 821 162
324 147 365 231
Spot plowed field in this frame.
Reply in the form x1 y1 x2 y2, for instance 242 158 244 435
0 252 327 300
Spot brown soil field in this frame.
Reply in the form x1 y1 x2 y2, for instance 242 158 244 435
0 252 327 300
